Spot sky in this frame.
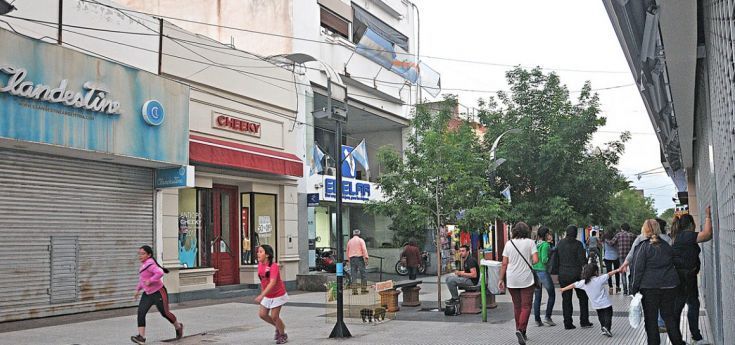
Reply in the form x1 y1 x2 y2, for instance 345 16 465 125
414 0 676 214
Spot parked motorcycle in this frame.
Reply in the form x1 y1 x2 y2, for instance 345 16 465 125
395 250 429 276
315 247 336 273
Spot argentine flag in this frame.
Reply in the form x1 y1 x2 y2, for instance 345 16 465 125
310 143 326 175
351 139 370 179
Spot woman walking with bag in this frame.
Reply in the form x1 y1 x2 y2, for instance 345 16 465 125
629 219 684 345
498 222 539 345
131 245 183 344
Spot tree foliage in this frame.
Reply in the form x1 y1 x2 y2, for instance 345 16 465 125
366 97 504 245
607 189 657 234
478 67 630 232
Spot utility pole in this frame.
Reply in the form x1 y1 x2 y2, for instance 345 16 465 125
329 77 351 338
435 178 442 310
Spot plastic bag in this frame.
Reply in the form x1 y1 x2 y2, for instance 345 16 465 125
628 293 643 328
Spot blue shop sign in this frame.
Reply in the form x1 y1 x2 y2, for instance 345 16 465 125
0 28 189 166
155 166 195 189
324 177 371 202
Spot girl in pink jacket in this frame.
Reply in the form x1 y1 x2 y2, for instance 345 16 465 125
131 245 183 344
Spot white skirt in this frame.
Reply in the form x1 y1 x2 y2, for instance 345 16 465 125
260 293 289 309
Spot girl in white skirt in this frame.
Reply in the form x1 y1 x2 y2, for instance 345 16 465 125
256 244 289 344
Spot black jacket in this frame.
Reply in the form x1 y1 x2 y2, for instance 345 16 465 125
556 237 586 280
629 239 680 294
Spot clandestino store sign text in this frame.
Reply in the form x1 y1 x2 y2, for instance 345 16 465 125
0 65 122 115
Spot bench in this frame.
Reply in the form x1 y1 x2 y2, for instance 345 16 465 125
378 280 423 311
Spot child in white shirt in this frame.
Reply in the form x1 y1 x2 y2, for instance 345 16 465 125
560 263 622 337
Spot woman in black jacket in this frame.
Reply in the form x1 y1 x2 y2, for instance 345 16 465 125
629 219 684 345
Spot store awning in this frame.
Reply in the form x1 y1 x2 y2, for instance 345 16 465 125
189 135 303 177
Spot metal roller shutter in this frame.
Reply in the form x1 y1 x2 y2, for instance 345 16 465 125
0 149 154 322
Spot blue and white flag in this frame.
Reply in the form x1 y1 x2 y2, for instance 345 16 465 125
310 143 325 175
500 185 512 203
351 139 370 178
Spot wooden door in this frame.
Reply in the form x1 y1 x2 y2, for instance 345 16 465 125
212 185 239 285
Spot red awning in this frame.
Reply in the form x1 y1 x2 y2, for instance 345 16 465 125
189 135 303 177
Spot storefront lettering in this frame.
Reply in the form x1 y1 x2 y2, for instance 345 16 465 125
214 114 261 137
325 177 371 201
0 65 121 115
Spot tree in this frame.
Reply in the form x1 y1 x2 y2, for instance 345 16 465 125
607 189 657 234
367 97 504 307
659 207 675 221
367 97 504 244
478 67 629 232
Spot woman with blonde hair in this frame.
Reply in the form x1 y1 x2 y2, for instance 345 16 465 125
629 219 683 345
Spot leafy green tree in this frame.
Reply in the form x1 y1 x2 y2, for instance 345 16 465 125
659 207 675 221
478 67 629 232
607 189 657 234
367 97 504 245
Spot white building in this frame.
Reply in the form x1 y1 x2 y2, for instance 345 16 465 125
118 0 441 272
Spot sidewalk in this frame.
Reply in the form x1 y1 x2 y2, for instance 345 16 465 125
0 274 713 345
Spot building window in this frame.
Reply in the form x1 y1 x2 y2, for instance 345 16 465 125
320 5 350 39
241 193 278 264
178 188 208 268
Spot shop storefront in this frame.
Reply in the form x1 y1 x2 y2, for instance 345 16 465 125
166 91 303 292
306 143 387 269
0 28 190 322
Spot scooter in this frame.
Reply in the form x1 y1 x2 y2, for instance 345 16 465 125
395 251 430 276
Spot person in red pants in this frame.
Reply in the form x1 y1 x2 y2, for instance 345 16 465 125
499 222 539 345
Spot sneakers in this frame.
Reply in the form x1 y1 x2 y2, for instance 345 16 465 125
691 338 711 345
601 327 612 337
130 335 146 344
276 333 288 344
515 331 526 345
658 326 668 333
175 322 184 340
581 322 594 328
535 320 544 327
445 298 459 304
608 287 614 295
616 287 622 294
544 318 556 326
564 324 577 330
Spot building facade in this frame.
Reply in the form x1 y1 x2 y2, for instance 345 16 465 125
120 0 441 272
0 26 190 321
604 1 735 343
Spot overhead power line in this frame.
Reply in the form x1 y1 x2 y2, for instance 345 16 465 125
77 0 630 75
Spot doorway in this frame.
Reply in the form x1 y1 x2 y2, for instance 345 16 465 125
212 185 239 285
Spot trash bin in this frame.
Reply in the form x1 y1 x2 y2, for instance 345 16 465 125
480 259 502 295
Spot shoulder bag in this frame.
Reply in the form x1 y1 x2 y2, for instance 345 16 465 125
510 239 542 289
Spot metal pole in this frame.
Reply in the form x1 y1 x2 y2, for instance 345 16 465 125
435 179 442 310
329 78 351 338
481 257 487 322
57 0 63 45
157 18 164 75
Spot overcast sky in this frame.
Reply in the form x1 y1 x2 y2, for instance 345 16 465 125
415 0 676 214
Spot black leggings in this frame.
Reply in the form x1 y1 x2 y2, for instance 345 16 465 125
137 287 177 327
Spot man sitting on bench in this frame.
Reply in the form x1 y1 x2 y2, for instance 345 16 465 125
445 245 479 304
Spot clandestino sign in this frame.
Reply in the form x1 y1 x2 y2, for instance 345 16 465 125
0 65 122 115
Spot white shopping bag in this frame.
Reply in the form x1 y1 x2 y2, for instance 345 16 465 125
628 293 643 328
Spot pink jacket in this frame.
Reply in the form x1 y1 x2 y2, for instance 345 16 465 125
136 258 165 295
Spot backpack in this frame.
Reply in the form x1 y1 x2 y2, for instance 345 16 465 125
548 246 559 275
444 302 460 316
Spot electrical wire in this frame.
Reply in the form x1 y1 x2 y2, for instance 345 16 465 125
77 0 630 75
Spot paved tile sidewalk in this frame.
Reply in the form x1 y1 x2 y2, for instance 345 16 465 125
0 274 713 344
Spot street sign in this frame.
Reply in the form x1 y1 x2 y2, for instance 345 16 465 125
307 193 319 207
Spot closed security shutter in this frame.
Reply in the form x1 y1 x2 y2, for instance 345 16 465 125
0 149 154 322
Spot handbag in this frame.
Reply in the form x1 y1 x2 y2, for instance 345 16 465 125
510 239 542 289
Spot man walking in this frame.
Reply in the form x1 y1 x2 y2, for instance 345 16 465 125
605 223 635 295
346 229 369 294
557 225 593 330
